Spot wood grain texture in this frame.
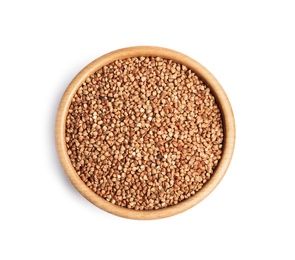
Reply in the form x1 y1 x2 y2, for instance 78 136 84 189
55 46 235 220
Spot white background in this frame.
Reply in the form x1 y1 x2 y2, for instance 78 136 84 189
1 0 294 259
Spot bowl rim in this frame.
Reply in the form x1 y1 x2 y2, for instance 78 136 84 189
55 46 235 220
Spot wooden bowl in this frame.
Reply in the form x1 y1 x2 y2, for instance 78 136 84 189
55 46 235 220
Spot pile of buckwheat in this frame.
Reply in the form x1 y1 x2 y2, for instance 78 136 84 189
66 56 223 210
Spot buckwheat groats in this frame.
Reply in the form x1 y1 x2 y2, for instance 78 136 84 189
65 56 223 210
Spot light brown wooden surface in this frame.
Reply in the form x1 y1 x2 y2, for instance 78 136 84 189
55 46 235 220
